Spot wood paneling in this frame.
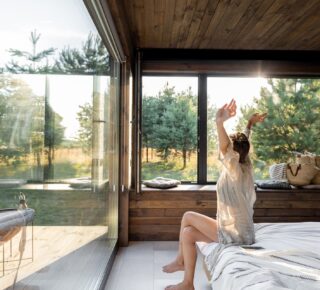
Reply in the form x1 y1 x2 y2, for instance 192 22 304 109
129 187 320 241
106 0 135 61
117 0 320 50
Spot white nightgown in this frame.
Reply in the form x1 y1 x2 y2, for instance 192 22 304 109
216 137 256 245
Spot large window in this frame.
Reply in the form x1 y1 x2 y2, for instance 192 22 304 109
0 1 119 288
142 75 320 184
142 76 198 182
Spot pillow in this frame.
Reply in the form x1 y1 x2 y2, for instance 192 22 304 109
255 179 292 189
269 163 287 180
143 177 181 189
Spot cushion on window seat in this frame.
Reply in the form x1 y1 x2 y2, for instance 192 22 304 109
142 177 181 189
255 179 292 189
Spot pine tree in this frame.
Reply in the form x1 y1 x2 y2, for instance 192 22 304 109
54 33 110 75
239 79 320 164
76 102 93 154
160 90 197 169
142 96 158 162
5 30 55 73
142 84 198 168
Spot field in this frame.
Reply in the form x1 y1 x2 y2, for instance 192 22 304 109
0 148 104 226
0 148 91 180
141 148 269 182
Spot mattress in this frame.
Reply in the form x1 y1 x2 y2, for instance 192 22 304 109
197 222 320 290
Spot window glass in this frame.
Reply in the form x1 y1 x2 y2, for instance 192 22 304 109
207 77 320 181
0 0 119 288
142 76 198 182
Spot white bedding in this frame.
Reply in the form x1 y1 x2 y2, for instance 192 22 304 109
197 222 320 290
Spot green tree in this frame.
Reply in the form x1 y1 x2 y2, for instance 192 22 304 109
142 84 176 161
54 33 110 75
142 96 158 162
0 74 65 180
143 85 198 169
0 76 36 164
4 31 66 180
76 102 93 154
160 90 197 169
239 79 320 164
5 30 55 74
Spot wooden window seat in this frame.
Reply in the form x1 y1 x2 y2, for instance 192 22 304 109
129 185 320 240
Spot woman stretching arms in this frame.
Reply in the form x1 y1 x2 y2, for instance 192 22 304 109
163 99 266 290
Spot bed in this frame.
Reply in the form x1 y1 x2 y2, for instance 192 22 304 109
197 222 320 290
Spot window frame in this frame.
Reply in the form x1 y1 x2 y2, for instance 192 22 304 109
140 72 320 186
140 72 200 184
138 50 320 187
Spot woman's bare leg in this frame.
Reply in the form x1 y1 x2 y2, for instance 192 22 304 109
163 211 218 273
165 225 213 290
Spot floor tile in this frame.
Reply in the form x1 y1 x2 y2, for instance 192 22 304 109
105 242 210 290
121 241 154 261
154 250 177 264
154 241 179 251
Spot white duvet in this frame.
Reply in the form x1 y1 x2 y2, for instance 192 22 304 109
198 222 320 290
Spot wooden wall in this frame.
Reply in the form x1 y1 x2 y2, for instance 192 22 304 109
129 186 320 241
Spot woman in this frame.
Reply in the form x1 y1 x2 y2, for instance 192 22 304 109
163 99 267 290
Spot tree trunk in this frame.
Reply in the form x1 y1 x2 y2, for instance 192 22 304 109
182 149 187 169
146 145 149 163
44 75 54 180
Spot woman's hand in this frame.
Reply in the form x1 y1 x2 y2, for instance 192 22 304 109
248 112 267 127
216 99 237 124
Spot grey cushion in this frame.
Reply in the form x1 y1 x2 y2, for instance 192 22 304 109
143 177 181 189
0 208 35 233
255 179 292 189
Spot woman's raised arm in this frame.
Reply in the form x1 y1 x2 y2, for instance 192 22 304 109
215 99 237 155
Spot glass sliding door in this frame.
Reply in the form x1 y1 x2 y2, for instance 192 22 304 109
0 1 119 289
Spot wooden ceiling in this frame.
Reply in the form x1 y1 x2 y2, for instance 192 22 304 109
109 0 320 52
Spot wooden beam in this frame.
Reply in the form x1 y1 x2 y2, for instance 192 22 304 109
106 0 135 62
142 60 320 76
118 61 132 246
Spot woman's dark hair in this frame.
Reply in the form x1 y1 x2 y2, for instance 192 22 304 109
230 132 250 164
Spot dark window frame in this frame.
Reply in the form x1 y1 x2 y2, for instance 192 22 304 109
139 49 320 187
140 72 320 186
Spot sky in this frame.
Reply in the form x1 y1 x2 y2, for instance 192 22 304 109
0 0 104 140
0 0 96 67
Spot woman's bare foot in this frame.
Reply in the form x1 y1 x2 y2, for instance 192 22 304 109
162 260 184 273
165 281 194 290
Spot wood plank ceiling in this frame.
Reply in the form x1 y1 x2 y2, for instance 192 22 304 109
119 0 320 50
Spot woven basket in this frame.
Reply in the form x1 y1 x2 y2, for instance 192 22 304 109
287 163 318 186
311 156 320 185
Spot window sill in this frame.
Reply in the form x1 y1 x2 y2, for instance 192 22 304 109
141 184 320 193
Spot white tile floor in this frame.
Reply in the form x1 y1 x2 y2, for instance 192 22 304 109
105 242 211 290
